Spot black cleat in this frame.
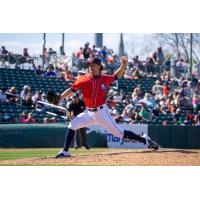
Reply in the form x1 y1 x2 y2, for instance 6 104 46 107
55 150 71 158
146 138 159 150
84 146 90 150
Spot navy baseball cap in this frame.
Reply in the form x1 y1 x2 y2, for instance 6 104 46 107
87 57 102 66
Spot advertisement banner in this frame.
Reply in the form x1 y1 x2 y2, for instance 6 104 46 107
88 123 148 149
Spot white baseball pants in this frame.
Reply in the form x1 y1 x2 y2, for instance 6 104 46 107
68 104 124 138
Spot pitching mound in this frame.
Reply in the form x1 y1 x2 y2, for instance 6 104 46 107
0 148 200 166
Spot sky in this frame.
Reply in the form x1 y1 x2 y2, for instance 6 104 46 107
0 33 155 59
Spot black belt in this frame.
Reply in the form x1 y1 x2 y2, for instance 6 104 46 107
87 106 104 112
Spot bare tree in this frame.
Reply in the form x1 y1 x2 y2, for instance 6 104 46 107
125 34 159 60
125 33 200 63
155 33 200 62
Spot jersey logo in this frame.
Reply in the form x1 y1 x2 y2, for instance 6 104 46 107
101 83 106 90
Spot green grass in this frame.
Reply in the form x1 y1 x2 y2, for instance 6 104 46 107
0 148 113 161
0 148 57 160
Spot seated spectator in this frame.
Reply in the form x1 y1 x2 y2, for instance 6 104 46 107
107 89 115 98
176 59 186 75
122 103 134 122
19 111 28 123
41 93 48 103
60 72 66 80
146 52 157 74
60 63 68 71
192 93 199 112
45 65 56 77
100 46 107 62
194 113 200 126
132 85 144 98
0 46 9 63
25 113 35 123
6 87 19 103
43 117 49 123
48 48 57 56
139 93 156 108
133 55 142 67
114 114 124 123
132 92 141 105
21 85 32 105
36 93 50 110
75 47 84 59
173 108 183 125
24 92 33 107
21 85 30 99
131 110 143 123
138 104 150 120
119 90 127 102
151 51 158 64
32 91 42 106
22 48 35 67
92 45 97 56
182 110 194 125
35 65 44 76
83 42 91 59
107 96 116 108
173 92 181 107
169 103 177 118
124 68 133 79
157 47 164 66
107 54 114 64
160 104 168 115
54 67 62 78
165 97 171 107
65 70 74 81
152 105 160 116
113 91 123 102
132 68 141 79
0 88 7 103
163 82 170 97
152 80 163 99
50 117 57 123
162 120 168 125
164 57 171 72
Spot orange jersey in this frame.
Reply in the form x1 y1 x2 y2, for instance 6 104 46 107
71 73 117 108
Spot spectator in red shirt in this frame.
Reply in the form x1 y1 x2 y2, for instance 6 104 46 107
19 112 28 123
25 113 35 123
163 82 170 97
76 47 83 59
50 117 57 123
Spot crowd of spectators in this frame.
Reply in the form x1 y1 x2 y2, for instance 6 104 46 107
73 42 120 73
1 43 200 126
107 72 200 126
0 83 64 123
0 46 36 68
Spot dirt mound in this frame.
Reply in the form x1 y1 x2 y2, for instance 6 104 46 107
0 149 200 166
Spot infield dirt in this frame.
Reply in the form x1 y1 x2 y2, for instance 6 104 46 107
0 148 200 166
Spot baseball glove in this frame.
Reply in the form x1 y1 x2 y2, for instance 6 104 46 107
47 91 61 105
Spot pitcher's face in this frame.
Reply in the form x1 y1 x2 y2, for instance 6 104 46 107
88 64 101 76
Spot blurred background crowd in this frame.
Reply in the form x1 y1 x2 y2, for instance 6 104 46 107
1 33 200 126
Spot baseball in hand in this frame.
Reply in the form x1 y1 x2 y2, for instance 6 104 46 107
121 56 128 66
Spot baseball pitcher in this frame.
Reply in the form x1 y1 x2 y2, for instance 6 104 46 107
48 57 159 158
